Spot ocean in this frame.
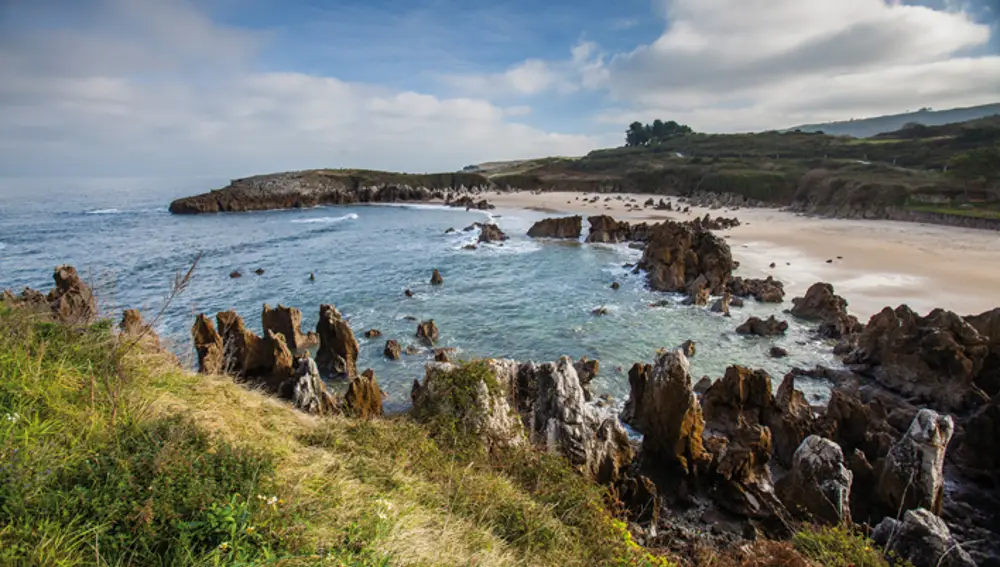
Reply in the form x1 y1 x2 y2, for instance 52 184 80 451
0 177 842 412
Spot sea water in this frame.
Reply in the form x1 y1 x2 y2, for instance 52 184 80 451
0 178 842 412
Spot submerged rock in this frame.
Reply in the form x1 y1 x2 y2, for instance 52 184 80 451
735 315 789 337
478 223 508 243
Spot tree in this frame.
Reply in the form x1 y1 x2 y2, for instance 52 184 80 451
948 145 1000 197
624 119 693 147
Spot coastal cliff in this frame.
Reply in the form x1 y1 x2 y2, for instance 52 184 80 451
168 169 492 214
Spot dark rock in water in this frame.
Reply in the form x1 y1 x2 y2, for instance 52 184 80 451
527 216 582 239
678 340 696 358
193 314 225 374
826 259 833 263
683 276 711 306
873 509 976 567
592 306 609 316
769 346 789 359
639 220 734 295
262 304 315 351
404 288 415 298
416 319 439 346
463 244 478 250
288 356 339 415
230 270 242 278
309 272 315 281
649 300 671 308
775 435 852 525
345 368 383 419
430 269 444 285
364 329 382 339
403 315 418 321
445 227 456 234
478 223 508 243
710 292 732 317
735 315 789 337
789 282 861 339
404 344 421 355
610 282 621 290
730 296 745 308
769 262 776 268
876 409 953 516
727 276 784 303
49 265 98 325
315 304 359 380
254 268 265 275
383 339 402 360
433 348 453 362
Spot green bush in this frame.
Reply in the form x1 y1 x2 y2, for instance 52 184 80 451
793 525 912 567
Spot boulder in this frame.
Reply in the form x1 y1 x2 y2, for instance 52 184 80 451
789 282 862 339
384 339 402 360
573 357 600 386
216 310 267 377
416 319 439 346
639 220 735 295
710 292 732 316
433 348 452 362
610 282 621 290
954 394 999 480
775 436 853 525
963 307 1000 398
478 223 508 243
684 277 711 306
48 265 98 324
344 368 383 419
678 340 696 358
592 306 609 316
586 215 632 243
364 329 382 338
315 304 360 380
262 304 315 350
622 352 709 474
767 373 815 468
119 309 146 336
846 306 991 412
873 509 976 567
288 356 339 415
876 409 954 516
192 314 225 374
693 376 713 394
430 269 444 285
527 216 583 239
769 346 789 359
412 360 526 449
736 315 789 337
727 276 785 303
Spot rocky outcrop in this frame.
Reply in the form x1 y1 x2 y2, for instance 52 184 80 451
954 394 1000 480
639 220 735 295
735 315 788 337
47 265 98 324
416 320 439 346
709 292 731 316
262 304 316 350
845 306 992 412
344 368 383 419
289 356 340 415
965 307 1000 398
527 216 583 239
586 215 633 243
384 340 402 360
873 509 976 567
315 304 360 380
726 276 785 303
478 224 508 243
430 269 444 285
169 170 490 214
216 310 267 377
768 373 815 468
775 436 853 525
119 309 146 336
192 314 225 374
789 282 862 339
876 409 954 516
447 195 494 210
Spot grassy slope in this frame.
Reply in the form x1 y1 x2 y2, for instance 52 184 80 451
0 302 900 566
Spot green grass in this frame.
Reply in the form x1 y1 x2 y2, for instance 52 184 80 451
793 526 913 567
904 203 1000 219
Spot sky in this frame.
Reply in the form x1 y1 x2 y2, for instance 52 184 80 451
0 0 998 177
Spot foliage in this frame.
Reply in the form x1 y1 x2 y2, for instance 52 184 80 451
793 525 912 567
948 145 1000 187
625 119 695 147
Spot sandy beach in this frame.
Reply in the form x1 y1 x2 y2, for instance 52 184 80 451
486 190 1000 320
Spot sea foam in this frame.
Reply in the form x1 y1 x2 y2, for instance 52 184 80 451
291 213 359 224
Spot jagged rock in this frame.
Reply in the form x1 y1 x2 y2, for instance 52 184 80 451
789 282 862 339
816 385 897 464
574 357 600 386
216 310 267 377
768 373 815 468
229 270 242 278
592 306 609 316
693 376 713 394
727 276 785 303
344 368 383 419
288 356 340 415
527 216 583 239
478 223 508 243
776 436 853 525
965 307 1000 398
876 409 954 516
263 330 295 387
619 473 660 524
416 319 439 346
769 346 789 359
262 304 314 350
846 305 991 412
430 269 444 285
364 329 382 338
384 339 402 360
736 315 789 337
412 360 525 449
679 340 696 358
48 265 98 324
405 344 421 355
684 277 711 306
192 314 225 374
954 394 999 480
710 292 731 316
586 215 632 243
873 509 976 567
119 309 145 336
639 220 734 294
404 288 415 298
254 268 265 275
433 348 453 362
315 304 359 380
623 352 709 474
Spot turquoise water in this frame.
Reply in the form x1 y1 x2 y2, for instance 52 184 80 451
0 179 841 412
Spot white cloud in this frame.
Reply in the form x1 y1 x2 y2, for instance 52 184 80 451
0 0 601 177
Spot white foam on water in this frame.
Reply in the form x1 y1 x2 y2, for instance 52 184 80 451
0 242 6 251
85 208 122 214
291 213 359 224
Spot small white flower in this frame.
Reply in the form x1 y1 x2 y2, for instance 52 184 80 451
4 413 20 423
376 512 388 520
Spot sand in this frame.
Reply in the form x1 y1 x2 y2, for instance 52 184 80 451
485 190 1000 320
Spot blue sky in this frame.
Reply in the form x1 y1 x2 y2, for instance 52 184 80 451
0 0 998 177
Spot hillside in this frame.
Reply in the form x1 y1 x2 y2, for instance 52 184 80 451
790 103 1000 138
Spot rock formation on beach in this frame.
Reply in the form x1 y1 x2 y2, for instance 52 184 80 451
477 223 508 243
2 265 99 325
735 315 789 336
638 220 734 294
315 304 360 380
527 215 583 238
789 282 862 338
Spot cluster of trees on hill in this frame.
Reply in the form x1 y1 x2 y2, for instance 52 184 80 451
625 119 694 147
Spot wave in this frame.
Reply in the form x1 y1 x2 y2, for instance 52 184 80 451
85 208 123 215
291 213 359 224
0 242 6 251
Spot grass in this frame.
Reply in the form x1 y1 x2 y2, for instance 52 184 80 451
903 203 1000 219
792 525 913 567
0 302 669 566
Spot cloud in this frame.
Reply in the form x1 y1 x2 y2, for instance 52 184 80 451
0 0 602 177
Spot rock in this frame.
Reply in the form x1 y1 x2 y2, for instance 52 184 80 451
344 368 383 419
789 282 862 339
846 306 991 412
216 310 267 377
254 268 265 275
873 509 976 567
679 340 696 358
404 288 415 298
769 346 789 359
463 244 478 250
433 348 453 362
775 436 853 525
639 221 734 294
119 309 146 336
727 276 785 303
192 314 225 374
730 296 745 308
816 385 897 465
48 265 98 324
954 394 1000 479
693 376 713 394
684 277 711 306
230 270 242 278
315 304 359 380
876 409 954 516
262 304 314 350
288 356 339 415
586 215 632 243
965 307 1000 398
405 344 421 355
478 223 508 243
527 216 583 239
710 292 732 316
768 373 815 468
622 351 709 474
769 262 776 269
384 339 402 360
364 329 382 339
309 272 315 281
610 282 621 290
592 306 609 316
573 357 600 386
445 227 456 234
430 269 444 285
736 315 789 337
416 319 439 346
